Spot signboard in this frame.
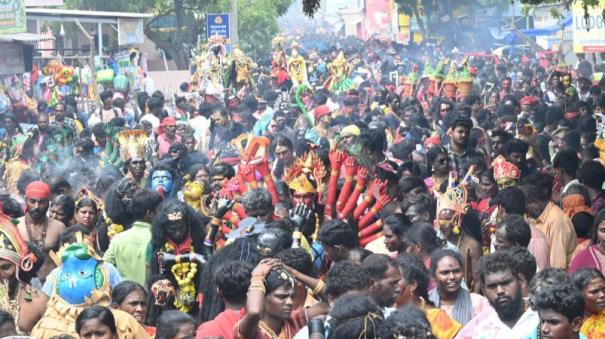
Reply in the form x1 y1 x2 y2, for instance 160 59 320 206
206 13 230 40
0 0 26 34
0 43 25 76
572 0 605 53
206 13 231 52
118 18 145 46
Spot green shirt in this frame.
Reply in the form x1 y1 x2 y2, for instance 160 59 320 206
103 221 152 286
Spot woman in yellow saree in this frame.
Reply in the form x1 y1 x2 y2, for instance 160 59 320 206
571 268 605 338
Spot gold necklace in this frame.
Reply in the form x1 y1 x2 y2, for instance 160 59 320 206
258 320 287 339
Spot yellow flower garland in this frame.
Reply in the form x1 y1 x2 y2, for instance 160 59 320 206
107 223 124 239
164 243 198 313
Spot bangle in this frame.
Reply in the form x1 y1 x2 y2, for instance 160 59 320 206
369 206 378 215
251 276 265 285
312 279 325 295
308 318 325 335
248 285 266 294
203 239 213 246
211 217 222 224
330 170 339 176
345 175 354 181
363 195 373 202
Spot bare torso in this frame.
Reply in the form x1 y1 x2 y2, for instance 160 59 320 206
17 215 66 282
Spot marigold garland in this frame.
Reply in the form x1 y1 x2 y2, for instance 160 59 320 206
164 243 198 313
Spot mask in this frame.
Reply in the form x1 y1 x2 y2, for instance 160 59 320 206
151 279 175 306
151 170 174 195
57 243 106 305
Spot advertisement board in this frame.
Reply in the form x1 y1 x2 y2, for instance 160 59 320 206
206 13 230 40
0 0 26 34
572 0 605 53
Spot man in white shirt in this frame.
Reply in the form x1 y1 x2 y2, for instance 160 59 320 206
472 251 538 339
139 96 161 130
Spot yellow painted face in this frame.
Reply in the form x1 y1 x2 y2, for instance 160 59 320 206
562 75 571 86
496 177 518 189
183 181 204 199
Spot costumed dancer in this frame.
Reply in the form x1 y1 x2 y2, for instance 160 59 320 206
148 200 207 323
271 35 289 87
148 163 180 200
288 42 308 88
226 46 256 99
197 35 227 103
435 170 481 290
0 212 46 334
283 151 327 242
102 130 147 239
492 155 520 189
30 234 150 338
324 51 354 95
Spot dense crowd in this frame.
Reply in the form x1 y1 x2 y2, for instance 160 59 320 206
0 34 604 339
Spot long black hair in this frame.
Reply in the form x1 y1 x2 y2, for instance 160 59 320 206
150 200 207 272
198 238 262 323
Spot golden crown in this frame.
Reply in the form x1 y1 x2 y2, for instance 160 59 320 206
438 185 469 215
284 152 327 194
118 130 146 162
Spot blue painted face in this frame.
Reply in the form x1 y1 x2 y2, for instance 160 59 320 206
152 170 174 194
56 244 103 305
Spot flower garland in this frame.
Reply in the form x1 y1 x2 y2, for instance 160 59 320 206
107 223 124 239
164 242 197 313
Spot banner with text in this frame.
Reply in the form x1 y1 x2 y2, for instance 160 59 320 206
0 0 26 34
572 0 605 53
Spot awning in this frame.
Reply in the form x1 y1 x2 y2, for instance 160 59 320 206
0 32 55 43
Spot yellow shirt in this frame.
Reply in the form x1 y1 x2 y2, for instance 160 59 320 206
533 202 577 268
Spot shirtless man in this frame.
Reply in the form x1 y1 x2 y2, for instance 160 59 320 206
17 181 66 282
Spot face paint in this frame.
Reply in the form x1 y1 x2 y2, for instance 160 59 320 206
151 170 174 195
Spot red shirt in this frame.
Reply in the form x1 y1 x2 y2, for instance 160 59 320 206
197 309 243 339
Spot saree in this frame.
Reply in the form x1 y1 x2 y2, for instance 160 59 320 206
234 308 308 339
580 310 605 339
568 244 605 275
426 308 462 339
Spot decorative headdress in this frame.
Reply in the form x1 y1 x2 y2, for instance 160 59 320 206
284 151 327 194
117 129 146 162
437 177 471 235
437 185 470 216
272 35 287 50
492 155 520 183
207 35 226 47
0 212 36 274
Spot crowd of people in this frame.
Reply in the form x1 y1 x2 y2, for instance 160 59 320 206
0 33 604 339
